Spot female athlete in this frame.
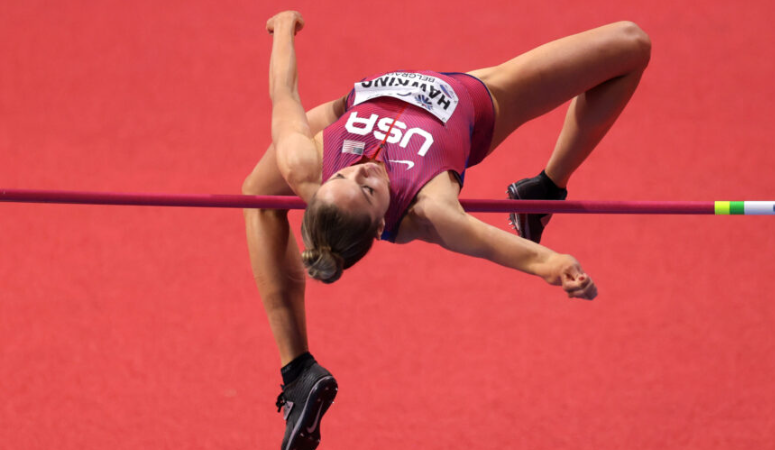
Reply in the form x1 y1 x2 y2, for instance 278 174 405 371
244 11 650 450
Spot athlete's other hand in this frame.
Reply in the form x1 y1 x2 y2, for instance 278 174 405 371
266 11 304 35
543 254 597 300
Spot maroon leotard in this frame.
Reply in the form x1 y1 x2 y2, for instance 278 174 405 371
322 70 495 242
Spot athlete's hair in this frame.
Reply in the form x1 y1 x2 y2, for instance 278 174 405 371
301 194 381 284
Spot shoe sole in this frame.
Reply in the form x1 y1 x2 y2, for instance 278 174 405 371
284 376 338 450
507 184 532 241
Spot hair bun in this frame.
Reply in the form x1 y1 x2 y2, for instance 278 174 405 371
301 246 344 284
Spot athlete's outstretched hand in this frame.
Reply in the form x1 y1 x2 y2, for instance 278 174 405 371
266 11 304 35
543 254 598 300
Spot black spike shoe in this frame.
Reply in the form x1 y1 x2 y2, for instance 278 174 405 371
507 171 567 244
275 362 338 450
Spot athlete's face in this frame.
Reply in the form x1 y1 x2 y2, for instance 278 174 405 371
316 162 390 236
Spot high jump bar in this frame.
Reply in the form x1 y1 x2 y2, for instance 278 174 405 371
1 188 774 215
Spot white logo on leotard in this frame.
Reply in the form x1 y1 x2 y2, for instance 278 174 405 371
344 112 434 157
385 159 415 170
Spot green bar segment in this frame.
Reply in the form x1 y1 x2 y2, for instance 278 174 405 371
730 201 745 215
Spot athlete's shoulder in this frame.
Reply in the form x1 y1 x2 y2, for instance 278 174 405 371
392 171 461 243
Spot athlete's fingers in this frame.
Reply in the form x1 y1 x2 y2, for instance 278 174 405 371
567 280 597 300
581 282 597 300
562 263 586 280
266 11 304 35
564 274 596 300
293 14 305 34
563 271 591 290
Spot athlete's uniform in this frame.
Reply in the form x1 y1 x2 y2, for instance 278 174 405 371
322 70 495 242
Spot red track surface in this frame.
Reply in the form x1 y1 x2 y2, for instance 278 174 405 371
1 1 774 449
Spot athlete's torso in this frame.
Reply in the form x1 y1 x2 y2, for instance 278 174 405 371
321 71 478 241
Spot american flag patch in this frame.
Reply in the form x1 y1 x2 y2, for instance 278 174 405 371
342 139 365 155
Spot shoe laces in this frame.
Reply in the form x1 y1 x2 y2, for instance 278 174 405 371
275 390 286 413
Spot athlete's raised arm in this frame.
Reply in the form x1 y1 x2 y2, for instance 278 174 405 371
266 11 321 203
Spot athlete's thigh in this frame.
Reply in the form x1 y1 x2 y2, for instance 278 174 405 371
468 21 649 152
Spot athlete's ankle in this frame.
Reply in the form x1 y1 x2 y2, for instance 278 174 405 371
281 352 316 385
539 170 567 196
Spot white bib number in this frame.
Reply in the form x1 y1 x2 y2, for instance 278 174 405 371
352 72 459 123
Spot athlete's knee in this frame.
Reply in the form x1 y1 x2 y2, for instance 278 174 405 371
613 21 651 70
242 175 278 219
242 168 297 224
242 163 289 197
242 171 263 196
242 171 276 218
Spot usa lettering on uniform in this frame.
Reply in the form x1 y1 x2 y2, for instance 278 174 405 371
344 112 434 157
